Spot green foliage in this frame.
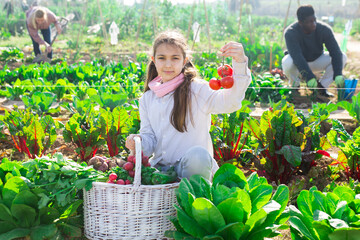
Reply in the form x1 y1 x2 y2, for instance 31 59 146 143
245 100 325 184
245 73 291 104
166 164 289 239
63 107 106 161
327 121 360 181
210 101 252 166
337 93 360 125
22 91 59 116
0 47 24 62
0 155 91 240
289 186 360 240
100 106 134 157
1 108 63 159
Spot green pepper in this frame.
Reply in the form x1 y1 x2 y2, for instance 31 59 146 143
151 167 178 185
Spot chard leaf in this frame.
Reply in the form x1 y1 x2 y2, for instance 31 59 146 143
312 221 332 240
11 204 36 228
3 177 29 209
249 184 273 213
192 198 225 234
0 228 30 240
0 220 16 234
212 185 232 206
215 222 246 240
0 203 12 222
213 164 248 190
217 198 245 224
177 178 195 216
175 205 207 238
39 207 60 224
329 228 360 240
297 190 314 222
333 186 355 203
244 208 267 233
12 190 38 209
276 145 301 167
312 191 327 214
30 224 57 240
288 216 317 240
58 222 82 237
60 199 83 219
326 192 340 216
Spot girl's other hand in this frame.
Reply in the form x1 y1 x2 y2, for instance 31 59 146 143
219 41 248 63
125 134 141 152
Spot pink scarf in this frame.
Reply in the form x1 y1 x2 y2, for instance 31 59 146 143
148 73 185 97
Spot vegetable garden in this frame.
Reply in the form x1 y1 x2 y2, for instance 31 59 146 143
1 0 360 239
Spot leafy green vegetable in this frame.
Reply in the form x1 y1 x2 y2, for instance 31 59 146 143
166 164 289 239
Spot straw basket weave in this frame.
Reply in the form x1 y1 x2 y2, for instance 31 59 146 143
83 137 179 240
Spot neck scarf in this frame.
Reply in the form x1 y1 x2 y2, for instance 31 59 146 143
148 73 185 97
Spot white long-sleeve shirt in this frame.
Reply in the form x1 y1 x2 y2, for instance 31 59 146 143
139 60 251 167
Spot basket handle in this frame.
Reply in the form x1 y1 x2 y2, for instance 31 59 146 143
133 136 142 188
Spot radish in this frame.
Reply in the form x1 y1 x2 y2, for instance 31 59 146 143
109 173 117 181
116 179 125 185
106 180 114 184
127 155 135 163
128 170 135 178
123 162 134 171
125 179 131 185
142 156 149 166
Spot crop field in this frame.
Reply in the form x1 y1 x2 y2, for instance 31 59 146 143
1 0 360 239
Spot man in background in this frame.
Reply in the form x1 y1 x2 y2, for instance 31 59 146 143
282 4 347 97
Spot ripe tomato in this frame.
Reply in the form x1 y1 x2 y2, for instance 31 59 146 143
220 76 234 89
217 64 233 78
209 78 221 90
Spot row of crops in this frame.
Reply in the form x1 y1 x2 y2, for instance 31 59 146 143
1 57 360 239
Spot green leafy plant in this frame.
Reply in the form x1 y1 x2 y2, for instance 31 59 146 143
22 91 59 116
245 100 325 184
337 93 360 125
327 120 360 181
0 158 85 240
210 102 251 166
165 164 289 239
63 107 106 161
100 106 133 157
1 108 62 159
2 79 32 100
289 186 360 240
0 47 24 62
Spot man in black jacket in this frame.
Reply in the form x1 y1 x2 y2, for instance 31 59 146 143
282 5 347 97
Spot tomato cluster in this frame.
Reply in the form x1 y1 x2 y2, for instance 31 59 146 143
209 64 234 90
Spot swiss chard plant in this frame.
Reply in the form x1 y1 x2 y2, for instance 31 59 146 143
100 106 133 157
0 159 84 240
1 108 63 159
63 107 106 161
289 186 360 240
245 100 326 184
165 164 290 240
327 120 360 181
210 102 252 166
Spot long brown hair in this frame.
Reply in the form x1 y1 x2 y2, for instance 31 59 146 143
144 31 197 132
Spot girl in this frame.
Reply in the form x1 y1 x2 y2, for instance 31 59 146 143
126 30 251 180
26 6 61 60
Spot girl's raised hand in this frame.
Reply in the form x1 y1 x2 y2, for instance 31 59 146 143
219 41 248 63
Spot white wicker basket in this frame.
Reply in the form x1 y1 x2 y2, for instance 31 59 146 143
84 137 179 240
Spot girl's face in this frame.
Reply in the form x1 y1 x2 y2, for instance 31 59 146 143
152 43 187 83
35 17 45 24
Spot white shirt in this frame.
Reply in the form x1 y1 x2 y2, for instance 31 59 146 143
139 60 251 167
